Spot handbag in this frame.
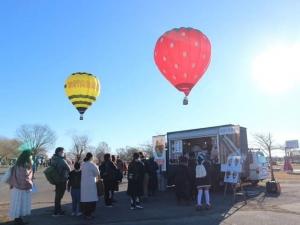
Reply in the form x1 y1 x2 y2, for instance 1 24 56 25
96 179 104 197
1 166 13 184
196 163 207 178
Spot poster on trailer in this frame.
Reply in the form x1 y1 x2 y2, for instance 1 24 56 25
223 155 242 184
152 135 166 171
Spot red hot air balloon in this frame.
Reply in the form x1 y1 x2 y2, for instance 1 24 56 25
154 27 211 105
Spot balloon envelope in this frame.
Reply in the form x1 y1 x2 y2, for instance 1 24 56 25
64 72 100 120
154 27 211 103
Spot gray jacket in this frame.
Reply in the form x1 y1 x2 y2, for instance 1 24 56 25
51 154 71 182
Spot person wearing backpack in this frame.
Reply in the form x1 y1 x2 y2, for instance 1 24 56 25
195 154 212 210
99 153 118 207
50 147 71 216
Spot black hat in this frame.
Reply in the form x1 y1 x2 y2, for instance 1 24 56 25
55 147 64 155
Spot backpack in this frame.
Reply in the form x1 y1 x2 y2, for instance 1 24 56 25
101 162 118 181
115 169 123 181
195 162 207 178
44 166 60 185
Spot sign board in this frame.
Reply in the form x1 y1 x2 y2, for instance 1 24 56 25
227 155 242 172
223 155 242 184
224 171 240 184
219 126 240 135
152 135 166 171
285 140 299 149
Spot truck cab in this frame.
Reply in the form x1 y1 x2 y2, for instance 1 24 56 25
246 149 269 185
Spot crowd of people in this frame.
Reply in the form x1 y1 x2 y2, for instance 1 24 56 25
6 147 160 225
6 147 213 225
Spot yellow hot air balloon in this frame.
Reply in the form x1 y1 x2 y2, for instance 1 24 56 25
64 72 100 120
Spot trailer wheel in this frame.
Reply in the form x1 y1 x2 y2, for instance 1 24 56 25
251 180 259 186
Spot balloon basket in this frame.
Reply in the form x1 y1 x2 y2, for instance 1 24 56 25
183 96 188 105
80 115 83 120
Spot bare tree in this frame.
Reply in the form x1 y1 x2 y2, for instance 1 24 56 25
116 146 140 162
37 147 49 159
140 142 154 158
16 124 56 157
0 138 20 163
95 142 111 163
71 135 90 162
254 133 277 181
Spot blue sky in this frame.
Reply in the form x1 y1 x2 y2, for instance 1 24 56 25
0 0 299 153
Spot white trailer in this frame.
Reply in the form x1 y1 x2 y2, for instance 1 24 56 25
162 124 268 186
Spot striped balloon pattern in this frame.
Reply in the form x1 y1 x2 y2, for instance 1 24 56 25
64 72 100 120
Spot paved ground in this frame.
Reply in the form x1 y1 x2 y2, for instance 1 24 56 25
1 169 300 225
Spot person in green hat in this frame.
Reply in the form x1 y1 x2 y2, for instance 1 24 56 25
8 150 33 225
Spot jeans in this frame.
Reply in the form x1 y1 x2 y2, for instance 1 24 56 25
54 182 66 214
71 188 81 214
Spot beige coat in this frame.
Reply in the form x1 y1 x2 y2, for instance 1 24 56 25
80 161 100 202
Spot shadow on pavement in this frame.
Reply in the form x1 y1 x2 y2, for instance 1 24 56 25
1 184 273 225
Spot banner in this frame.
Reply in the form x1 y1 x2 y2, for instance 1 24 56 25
152 135 166 171
219 126 240 135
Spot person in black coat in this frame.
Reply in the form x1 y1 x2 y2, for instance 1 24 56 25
147 157 158 196
174 156 191 204
127 152 144 209
111 155 121 202
99 154 118 207
187 152 197 200
195 154 212 210
139 152 149 198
